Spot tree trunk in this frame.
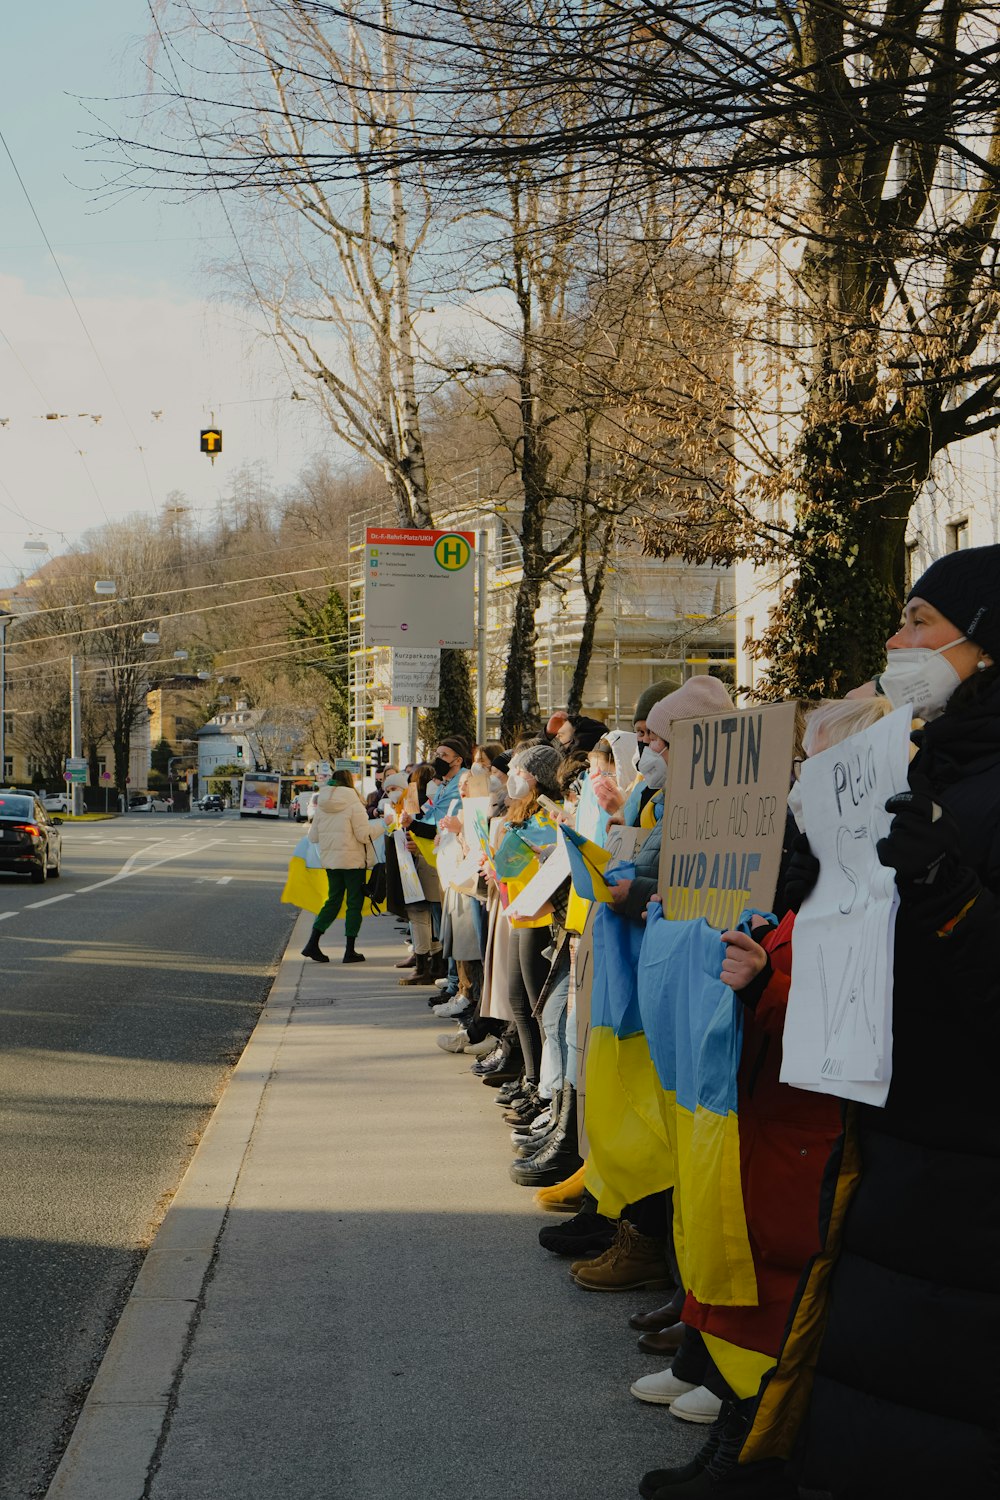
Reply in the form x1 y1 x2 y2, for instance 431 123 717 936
421 648 476 748
758 415 926 696
500 573 543 743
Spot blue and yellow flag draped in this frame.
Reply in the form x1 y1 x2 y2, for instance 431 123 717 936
637 907 756 1308
584 904 673 1217
561 825 620 903
280 835 383 918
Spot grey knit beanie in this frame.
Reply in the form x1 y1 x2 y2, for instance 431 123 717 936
511 743 563 798
634 677 679 725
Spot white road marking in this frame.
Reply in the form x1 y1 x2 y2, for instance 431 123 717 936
216 876 233 884
75 839 223 894
0 911 17 922
25 893 75 909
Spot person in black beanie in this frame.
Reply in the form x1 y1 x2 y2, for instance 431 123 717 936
744 544 1000 1500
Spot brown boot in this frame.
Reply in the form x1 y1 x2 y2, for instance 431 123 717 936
394 951 416 969
571 1222 675 1293
398 953 435 986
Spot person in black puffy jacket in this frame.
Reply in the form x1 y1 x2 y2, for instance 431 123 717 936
786 545 1000 1498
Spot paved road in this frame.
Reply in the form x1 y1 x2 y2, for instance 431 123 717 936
0 812 299 1500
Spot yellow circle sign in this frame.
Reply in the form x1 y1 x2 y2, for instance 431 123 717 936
433 534 472 570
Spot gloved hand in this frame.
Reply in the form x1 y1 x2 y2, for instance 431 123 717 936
782 832 820 912
876 789 980 928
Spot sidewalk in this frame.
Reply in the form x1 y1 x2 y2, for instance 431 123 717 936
46 912 701 1500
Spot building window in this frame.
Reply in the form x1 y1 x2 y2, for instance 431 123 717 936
904 541 920 593
946 518 969 552
2 756 12 781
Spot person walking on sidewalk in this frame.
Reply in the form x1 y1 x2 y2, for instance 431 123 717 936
302 770 384 965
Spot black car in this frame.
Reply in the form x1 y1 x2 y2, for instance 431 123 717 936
200 794 224 812
0 792 63 883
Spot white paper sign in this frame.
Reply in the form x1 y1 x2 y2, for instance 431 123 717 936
393 828 425 904
436 830 481 896
505 838 572 920
780 706 912 1106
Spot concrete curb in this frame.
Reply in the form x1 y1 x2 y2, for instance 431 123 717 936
43 907 314 1500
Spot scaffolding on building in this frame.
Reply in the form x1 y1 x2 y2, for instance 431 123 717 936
347 505 391 763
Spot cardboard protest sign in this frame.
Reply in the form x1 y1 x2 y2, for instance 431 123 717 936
780 705 911 1106
659 701 797 930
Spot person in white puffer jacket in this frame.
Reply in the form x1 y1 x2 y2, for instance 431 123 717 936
301 770 385 964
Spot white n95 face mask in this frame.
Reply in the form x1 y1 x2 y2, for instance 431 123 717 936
876 637 966 719
637 746 668 790
506 771 531 799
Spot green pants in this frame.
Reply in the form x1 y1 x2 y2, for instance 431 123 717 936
315 867 365 939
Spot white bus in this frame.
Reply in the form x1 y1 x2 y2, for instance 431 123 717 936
239 772 282 818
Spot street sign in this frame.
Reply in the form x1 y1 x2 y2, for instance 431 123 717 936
381 706 409 744
335 758 362 774
316 760 332 779
363 527 475 648
101 771 111 782
64 757 87 785
390 648 440 707
200 428 223 455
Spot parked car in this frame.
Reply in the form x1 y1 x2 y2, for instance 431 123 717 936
304 792 320 821
129 795 172 813
199 793 225 812
41 792 72 814
0 791 63 883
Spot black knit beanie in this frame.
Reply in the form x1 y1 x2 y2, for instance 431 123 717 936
909 544 1000 660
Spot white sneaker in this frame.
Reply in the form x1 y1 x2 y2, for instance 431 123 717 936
463 1036 495 1056
529 1109 553 1132
629 1368 698 1406
433 977 451 990
670 1386 724 1424
433 994 471 1018
436 1030 470 1053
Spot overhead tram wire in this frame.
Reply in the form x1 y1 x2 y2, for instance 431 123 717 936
11 560 354 621
0 318 114 525
0 129 157 513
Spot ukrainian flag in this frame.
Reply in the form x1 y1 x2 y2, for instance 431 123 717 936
637 906 757 1307
281 836 382 919
584 905 673 1217
561 825 619 903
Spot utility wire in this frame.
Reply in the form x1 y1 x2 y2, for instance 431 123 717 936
0 127 158 511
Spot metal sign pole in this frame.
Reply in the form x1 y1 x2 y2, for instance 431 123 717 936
69 656 84 817
476 529 488 744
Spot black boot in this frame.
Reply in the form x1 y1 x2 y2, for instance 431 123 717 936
343 935 365 964
429 950 448 980
509 1087 582 1186
399 953 435 986
301 928 329 963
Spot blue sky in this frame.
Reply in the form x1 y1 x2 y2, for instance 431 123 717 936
0 1 338 588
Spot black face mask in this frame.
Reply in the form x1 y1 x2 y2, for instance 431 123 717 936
433 756 453 779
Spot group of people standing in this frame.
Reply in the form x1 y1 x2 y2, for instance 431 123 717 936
299 543 1000 1499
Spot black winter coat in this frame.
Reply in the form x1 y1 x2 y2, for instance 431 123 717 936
797 676 1000 1497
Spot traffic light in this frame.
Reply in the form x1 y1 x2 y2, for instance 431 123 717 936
369 738 389 772
236 745 244 760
